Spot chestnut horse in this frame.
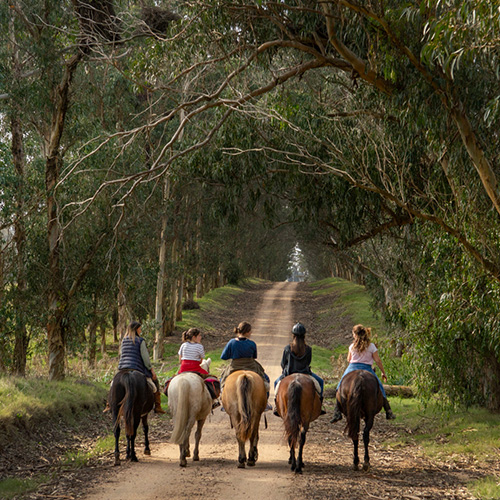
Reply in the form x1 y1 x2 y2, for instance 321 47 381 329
108 370 154 466
221 370 267 468
275 373 322 474
167 371 212 467
336 369 383 471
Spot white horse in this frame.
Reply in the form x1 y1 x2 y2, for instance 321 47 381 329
167 360 213 467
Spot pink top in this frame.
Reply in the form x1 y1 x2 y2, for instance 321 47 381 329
349 342 377 365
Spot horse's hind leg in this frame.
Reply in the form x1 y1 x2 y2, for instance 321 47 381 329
288 436 296 470
179 441 188 467
142 415 151 456
113 419 121 466
362 418 374 471
295 428 307 474
247 426 259 467
193 419 206 461
352 438 360 471
237 437 247 468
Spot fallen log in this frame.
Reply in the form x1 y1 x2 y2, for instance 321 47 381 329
383 384 414 398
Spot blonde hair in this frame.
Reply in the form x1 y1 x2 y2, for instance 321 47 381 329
125 321 141 343
352 324 371 353
182 328 200 342
234 321 251 336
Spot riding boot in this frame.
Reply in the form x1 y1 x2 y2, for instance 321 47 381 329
319 395 326 416
383 397 396 420
154 391 166 414
330 400 343 423
273 398 280 417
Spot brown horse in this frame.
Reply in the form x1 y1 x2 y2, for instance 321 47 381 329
275 373 322 474
221 370 267 468
336 369 383 471
108 370 154 466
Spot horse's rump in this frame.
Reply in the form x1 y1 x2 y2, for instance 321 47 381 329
339 370 381 441
169 372 211 444
223 371 266 442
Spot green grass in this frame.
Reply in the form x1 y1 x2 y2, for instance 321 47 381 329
469 476 500 500
175 283 247 331
0 476 48 499
0 376 107 434
311 277 382 332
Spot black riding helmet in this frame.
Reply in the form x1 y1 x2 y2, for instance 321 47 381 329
292 322 306 337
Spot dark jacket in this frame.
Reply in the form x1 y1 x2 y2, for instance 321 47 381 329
280 344 312 376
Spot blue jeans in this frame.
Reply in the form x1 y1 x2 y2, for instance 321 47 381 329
337 363 386 398
274 372 324 397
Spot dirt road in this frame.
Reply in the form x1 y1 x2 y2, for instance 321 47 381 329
82 281 302 500
80 281 486 500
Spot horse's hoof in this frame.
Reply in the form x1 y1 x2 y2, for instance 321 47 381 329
247 460 255 467
180 459 187 467
295 469 303 475
352 464 359 471
237 462 246 469
288 458 293 465
193 455 199 462
114 460 121 467
131 456 138 463
144 449 151 456
362 463 370 472
185 450 191 457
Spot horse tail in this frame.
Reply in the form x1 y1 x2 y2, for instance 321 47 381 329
284 379 302 448
345 378 362 441
116 372 136 436
170 376 194 444
235 374 253 441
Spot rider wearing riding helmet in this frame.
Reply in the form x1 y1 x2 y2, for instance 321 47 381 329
273 322 326 416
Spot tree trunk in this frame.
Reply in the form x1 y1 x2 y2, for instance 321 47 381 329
153 176 171 361
9 11 28 377
176 273 184 322
117 278 129 341
87 319 98 369
100 320 106 355
45 52 83 381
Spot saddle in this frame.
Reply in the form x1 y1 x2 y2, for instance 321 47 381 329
163 374 220 399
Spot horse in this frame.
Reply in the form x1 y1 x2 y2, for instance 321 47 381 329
108 369 155 466
167 371 213 467
336 369 383 471
275 373 322 474
221 370 267 468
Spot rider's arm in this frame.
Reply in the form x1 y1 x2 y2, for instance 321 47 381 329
372 351 388 382
140 341 153 371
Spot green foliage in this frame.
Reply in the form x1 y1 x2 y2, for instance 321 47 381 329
0 476 47 500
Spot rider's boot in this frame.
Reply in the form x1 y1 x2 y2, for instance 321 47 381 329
319 395 327 416
330 400 343 423
383 397 396 420
154 391 166 414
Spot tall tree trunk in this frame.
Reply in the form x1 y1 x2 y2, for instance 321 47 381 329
100 320 106 355
87 299 98 369
116 278 129 341
46 52 82 381
9 10 28 376
153 176 171 361
176 273 184 322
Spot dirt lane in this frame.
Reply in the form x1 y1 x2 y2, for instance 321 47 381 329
81 281 300 500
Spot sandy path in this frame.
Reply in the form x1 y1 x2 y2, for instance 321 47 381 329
82 281 298 500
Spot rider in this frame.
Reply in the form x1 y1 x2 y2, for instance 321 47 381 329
273 322 326 416
117 321 165 414
331 324 395 422
219 321 272 411
177 327 221 408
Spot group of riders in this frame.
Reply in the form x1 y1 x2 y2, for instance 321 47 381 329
107 320 396 422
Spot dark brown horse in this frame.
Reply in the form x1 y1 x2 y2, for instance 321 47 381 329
108 370 154 466
221 371 267 468
336 369 383 471
275 373 322 474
